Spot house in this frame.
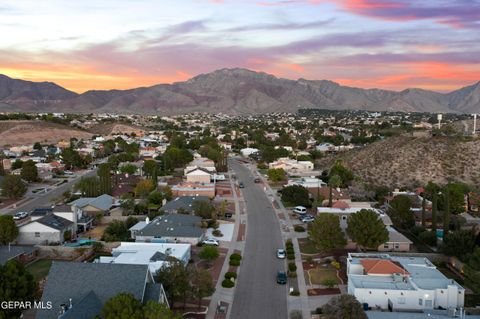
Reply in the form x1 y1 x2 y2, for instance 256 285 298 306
0 245 38 266
184 157 216 175
53 204 94 233
240 147 259 157
96 242 191 273
185 167 212 183
37 262 167 319
160 196 210 214
16 214 74 245
287 177 326 189
69 194 115 218
172 181 215 197
112 173 141 198
317 207 412 252
269 157 314 173
347 253 465 311
131 214 205 245
309 186 351 204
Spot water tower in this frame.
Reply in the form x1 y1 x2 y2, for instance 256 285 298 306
437 114 443 130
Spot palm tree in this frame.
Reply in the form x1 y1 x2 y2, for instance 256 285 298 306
421 192 426 227
328 175 342 207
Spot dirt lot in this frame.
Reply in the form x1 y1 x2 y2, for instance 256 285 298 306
0 120 92 146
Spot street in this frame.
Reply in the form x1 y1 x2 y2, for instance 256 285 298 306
229 159 288 319
1 168 98 216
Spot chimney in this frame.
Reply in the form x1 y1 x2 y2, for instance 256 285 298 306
145 217 150 224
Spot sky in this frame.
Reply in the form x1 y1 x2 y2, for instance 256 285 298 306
0 0 479 93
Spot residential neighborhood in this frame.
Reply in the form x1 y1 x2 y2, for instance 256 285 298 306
0 110 479 319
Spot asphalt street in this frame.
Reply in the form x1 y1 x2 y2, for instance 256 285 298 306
229 159 288 319
2 169 98 216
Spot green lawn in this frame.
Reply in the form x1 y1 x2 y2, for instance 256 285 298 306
26 259 53 282
308 268 339 285
298 238 318 255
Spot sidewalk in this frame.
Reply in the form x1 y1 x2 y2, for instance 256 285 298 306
207 170 245 319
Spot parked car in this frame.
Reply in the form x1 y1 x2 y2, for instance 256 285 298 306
239 182 245 188
292 206 307 215
300 215 315 223
276 249 286 259
276 271 287 284
13 212 29 220
254 177 261 183
202 238 219 246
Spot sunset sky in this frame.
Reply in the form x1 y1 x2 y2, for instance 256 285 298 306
0 0 479 93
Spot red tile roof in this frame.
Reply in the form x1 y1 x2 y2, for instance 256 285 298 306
360 259 409 275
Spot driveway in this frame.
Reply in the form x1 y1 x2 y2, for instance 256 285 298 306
229 159 288 319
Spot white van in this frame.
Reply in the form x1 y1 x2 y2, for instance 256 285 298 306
292 206 307 215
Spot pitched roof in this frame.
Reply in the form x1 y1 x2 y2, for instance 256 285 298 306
37 262 160 319
161 196 210 213
360 259 409 275
186 167 212 175
36 214 73 231
137 214 204 238
332 200 350 209
69 194 114 210
0 245 38 266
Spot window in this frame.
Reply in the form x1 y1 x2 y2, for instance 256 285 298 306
419 299 423 306
35 232 40 238
398 297 406 304
394 243 400 249
384 243 389 249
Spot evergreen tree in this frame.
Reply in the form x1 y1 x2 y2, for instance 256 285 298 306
309 214 346 253
0 215 19 245
347 209 389 250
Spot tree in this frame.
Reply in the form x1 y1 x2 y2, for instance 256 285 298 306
327 175 342 207
0 215 19 245
193 200 215 219
60 148 86 170
20 160 39 182
440 182 469 214
280 185 310 207
347 209 388 250
101 293 144 319
468 247 480 271
267 168 286 182
309 214 346 253
421 193 426 227
442 229 476 261
329 160 354 187
388 195 414 229
143 160 159 177
443 189 451 236
432 191 438 234
75 176 100 197
11 159 23 170
135 180 154 198
1 174 27 199
199 246 219 266
120 193 135 215
0 260 38 318
322 294 368 319
156 261 190 307
97 163 112 195
102 218 137 242
33 142 42 150
143 301 181 319
119 163 137 175
190 267 215 310
147 191 164 206
217 200 228 218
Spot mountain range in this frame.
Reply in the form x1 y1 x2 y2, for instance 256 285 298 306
1 68 479 114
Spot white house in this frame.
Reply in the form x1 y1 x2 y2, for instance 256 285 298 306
97 242 191 273
287 177 326 188
185 167 212 183
268 157 314 173
347 253 465 311
16 214 75 245
240 148 259 157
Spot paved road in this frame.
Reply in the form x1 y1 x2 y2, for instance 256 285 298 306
1 169 98 216
229 159 288 319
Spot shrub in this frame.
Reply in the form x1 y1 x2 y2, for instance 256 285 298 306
306 256 313 264
212 229 223 237
321 278 337 289
294 225 305 232
288 262 297 272
229 259 241 266
230 253 242 261
419 230 437 246
225 272 237 280
289 289 300 296
288 271 297 278
331 260 341 270
290 310 302 319
221 279 235 288
287 253 295 260
286 247 294 254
